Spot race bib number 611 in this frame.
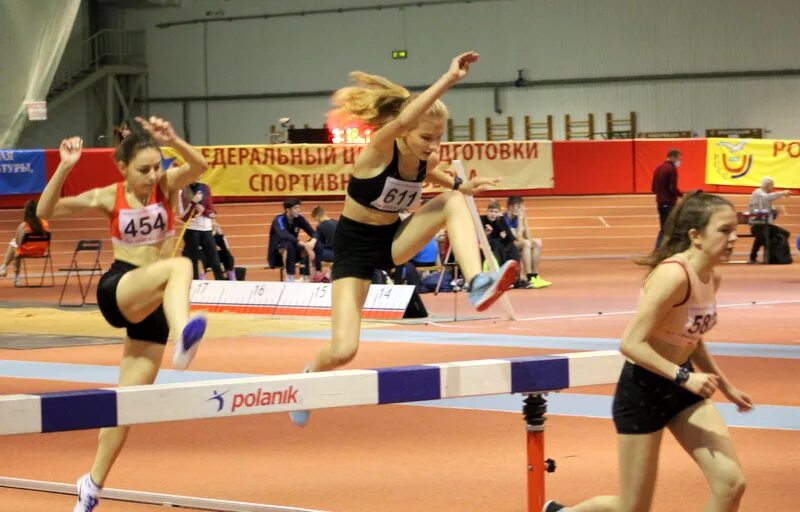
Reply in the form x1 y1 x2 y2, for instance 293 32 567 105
370 177 423 212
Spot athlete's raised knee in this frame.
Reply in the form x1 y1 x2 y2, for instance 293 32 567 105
711 469 746 503
169 256 193 274
328 343 359 367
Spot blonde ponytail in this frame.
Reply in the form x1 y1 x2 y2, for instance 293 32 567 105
328 71 448 129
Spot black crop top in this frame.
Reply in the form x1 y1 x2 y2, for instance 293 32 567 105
347 142 427 213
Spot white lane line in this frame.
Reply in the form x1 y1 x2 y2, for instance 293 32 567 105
514 299 800 322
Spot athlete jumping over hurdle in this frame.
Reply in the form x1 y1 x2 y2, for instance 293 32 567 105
290 51 518 427
544 192 753 512
36 116 209 512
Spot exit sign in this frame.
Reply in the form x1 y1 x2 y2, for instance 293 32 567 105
392 50 407 59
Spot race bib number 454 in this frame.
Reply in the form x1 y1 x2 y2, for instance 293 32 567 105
370 177 423 212
117 204 171 245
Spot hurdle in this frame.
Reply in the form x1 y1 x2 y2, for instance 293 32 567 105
0 350 623 511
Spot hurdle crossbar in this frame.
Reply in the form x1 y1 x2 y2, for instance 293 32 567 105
0 476 328 512
0 351 623 436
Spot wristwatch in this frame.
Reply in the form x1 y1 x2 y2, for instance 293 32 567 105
674 366 690 386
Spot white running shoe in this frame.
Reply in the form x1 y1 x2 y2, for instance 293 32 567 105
74 473 101 512
289 364 313 427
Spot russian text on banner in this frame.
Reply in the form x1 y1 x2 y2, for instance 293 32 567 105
705 138 800 188
162 141 554 197
0 150 46 195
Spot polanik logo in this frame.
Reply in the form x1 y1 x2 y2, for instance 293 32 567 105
714 140 753 179
207 389 230 412
208 386 299 413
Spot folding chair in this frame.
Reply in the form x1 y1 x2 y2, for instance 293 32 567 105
59 239 103 307
14 232 55 288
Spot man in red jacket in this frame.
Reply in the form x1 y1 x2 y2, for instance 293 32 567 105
651 149 683 248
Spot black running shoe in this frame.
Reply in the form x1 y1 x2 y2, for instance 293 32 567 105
542 500 565 512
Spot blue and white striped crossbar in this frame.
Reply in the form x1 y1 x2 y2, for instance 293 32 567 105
0 351 623 436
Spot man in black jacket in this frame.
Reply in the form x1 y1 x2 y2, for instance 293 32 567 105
267 198 317 281
480 201 528 288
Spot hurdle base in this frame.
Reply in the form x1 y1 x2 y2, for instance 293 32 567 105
524 394 549 512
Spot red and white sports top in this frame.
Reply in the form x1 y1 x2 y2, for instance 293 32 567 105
646 254 717 347
110 182 175 247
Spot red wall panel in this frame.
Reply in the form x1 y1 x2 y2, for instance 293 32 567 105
633 139 706 193
552 140 634 194
57 149 120 197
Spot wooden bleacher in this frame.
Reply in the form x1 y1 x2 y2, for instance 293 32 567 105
447 118 475 141
524 115 553 140
485 117 514 141
565 113 595 140
605 112 637 139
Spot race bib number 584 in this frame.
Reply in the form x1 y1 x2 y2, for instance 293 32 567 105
686 306 717 335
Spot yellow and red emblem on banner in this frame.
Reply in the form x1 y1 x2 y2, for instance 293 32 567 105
706 138 800 188
162 141 554 197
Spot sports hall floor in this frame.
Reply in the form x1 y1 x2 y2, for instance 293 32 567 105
0 194 797 511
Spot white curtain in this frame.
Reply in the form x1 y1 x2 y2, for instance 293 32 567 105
0 0 81 148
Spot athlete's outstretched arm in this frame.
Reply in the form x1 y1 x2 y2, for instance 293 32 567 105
378 52 477 146
37 137 108 219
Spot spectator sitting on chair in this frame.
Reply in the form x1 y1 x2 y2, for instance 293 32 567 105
268 198 319 282
311 205 337 281
481 201 528 288
748 176 791 264
504 195 551 289
392 209 444 285
411 235 441 267
0 200 50 277
398 206 443 268
178 181 225 280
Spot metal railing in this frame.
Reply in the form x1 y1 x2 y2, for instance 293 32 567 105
51 29 146 94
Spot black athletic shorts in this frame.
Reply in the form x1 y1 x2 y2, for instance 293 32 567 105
331 216 401 281
96 260 169 344
612 360 704 434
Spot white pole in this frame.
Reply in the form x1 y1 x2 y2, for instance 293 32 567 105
452 160 516 321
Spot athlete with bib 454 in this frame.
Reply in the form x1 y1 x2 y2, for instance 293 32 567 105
36 116 210 512
290 52 518 427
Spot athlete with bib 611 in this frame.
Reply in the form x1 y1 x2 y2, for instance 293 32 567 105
37 116 210 512
290 52 518 427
